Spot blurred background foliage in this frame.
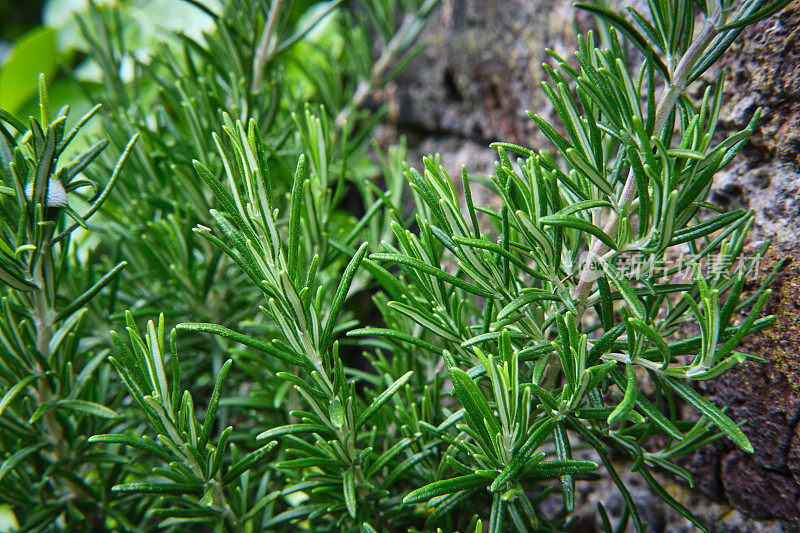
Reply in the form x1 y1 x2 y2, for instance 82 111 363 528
0 0 45 49
1 0 219 139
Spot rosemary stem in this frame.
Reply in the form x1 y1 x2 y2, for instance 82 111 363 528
336 12 415 128
32 239 63 448
573 6 722 318
251 0 283 93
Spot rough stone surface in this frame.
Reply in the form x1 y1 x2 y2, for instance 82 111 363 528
379 0 581 180
386 0 572 145
572 462 794 532
688 1 800 525
709 1 800 244
689 248 800 525
382 0 800 529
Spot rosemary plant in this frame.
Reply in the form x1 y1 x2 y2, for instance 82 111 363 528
0 77 137 529
103 0 786 529
0 0 789 531
74 0 439 387
355 0 788 530
0 0 438 530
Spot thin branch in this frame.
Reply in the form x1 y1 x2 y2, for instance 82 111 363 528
336 12 416 128
573 5 723 317
251 0 283 93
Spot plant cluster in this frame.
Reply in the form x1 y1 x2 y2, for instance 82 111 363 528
0 0 791 531
0 78 137 528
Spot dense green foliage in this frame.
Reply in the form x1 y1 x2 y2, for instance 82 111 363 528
0 0 791 531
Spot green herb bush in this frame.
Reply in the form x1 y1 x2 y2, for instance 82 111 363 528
0 0 791 531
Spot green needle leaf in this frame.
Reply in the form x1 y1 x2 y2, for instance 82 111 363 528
223 441 278 484
199 359 232 451
491 418 555 491
111 483 203 495
322 242 369 350
54 261 127 322
356 371 414 429
287 155 306 284
0 375 38 418
540 215 618 250
403 473 491 504
666 376 752 452
344 468 357 518
371 252 494 298
58 399 118 419
608 363 637 425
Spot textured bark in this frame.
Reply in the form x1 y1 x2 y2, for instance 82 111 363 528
382 0 800 529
